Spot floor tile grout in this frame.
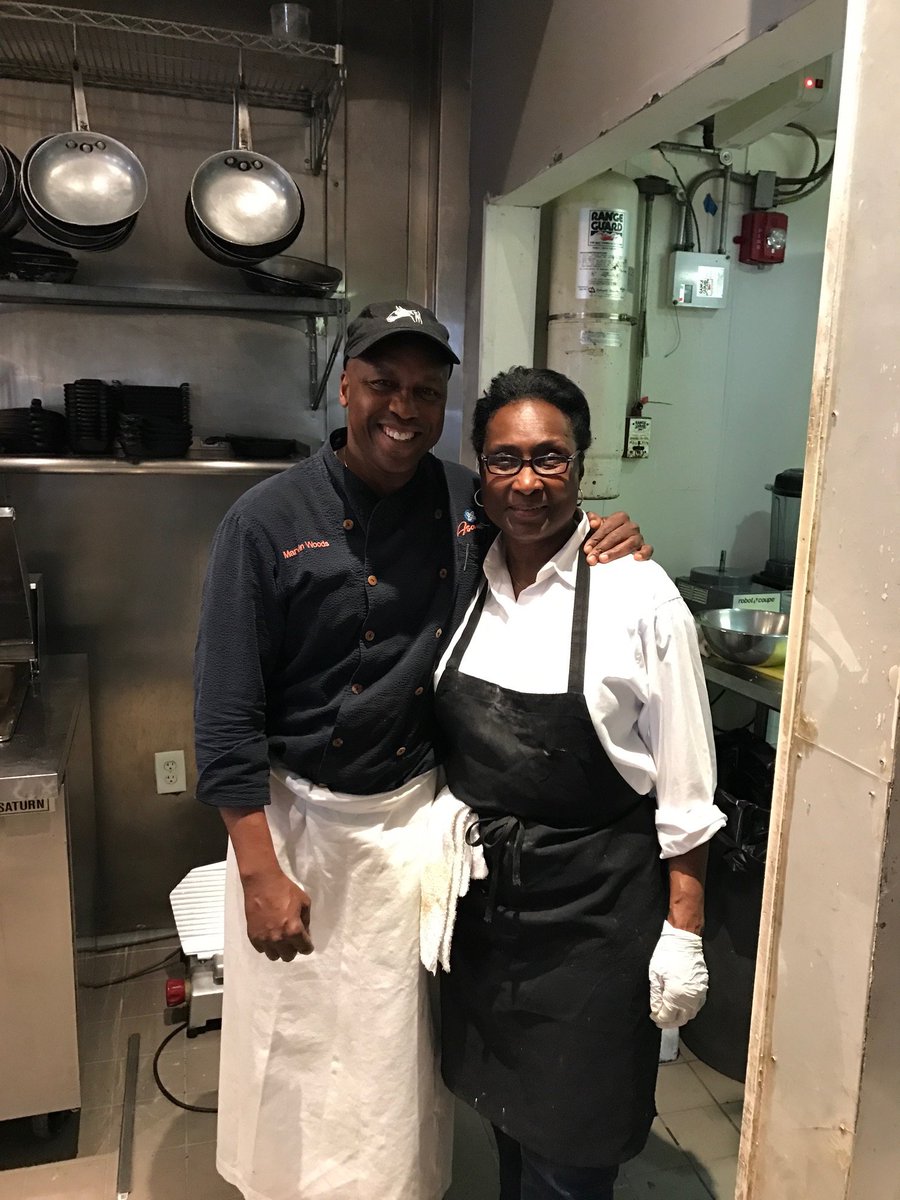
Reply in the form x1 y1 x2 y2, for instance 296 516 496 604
2 948 746 1200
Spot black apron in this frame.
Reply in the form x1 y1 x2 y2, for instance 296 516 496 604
433 546 666 1168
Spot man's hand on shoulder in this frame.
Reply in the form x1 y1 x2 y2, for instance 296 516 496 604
583 510 653 565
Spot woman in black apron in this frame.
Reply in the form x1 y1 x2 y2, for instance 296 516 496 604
433 367 719 1200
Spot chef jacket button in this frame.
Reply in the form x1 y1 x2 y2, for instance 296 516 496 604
342 518 354 531
367 574 377 586
435 627 443 639
332 737 344 748
364 630 375 642
351 683 364 695
434 509 443 519
414 686 424 696
438 567 448 579
395 746 407 757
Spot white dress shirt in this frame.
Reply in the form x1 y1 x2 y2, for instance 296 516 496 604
435 514 724 859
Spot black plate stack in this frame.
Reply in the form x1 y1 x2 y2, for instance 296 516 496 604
0 237 78 283
112 383 191 461
64 378 114 454
0 398 67 455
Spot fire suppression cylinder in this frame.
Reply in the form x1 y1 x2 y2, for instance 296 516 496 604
547 171 639 499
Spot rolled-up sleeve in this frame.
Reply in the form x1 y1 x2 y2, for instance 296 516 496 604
638 597 725 859
194 511 284 808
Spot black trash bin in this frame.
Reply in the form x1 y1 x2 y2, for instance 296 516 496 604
679 730 775 1082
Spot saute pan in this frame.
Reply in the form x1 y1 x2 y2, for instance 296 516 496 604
189 83 303 253
238 255 342 298
0 146 26 238
24 64 147 229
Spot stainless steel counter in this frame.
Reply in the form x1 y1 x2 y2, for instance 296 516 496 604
0 654 88 808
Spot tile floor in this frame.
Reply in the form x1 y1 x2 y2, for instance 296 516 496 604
0 941 743 1200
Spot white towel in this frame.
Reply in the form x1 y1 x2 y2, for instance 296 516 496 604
420 786 488 974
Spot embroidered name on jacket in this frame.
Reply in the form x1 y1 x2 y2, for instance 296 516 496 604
455 508 479 538
282 539 331 559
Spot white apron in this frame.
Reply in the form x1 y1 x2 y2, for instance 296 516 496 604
217 768 453 1200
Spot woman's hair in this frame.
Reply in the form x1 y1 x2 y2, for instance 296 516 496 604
471 366 592 456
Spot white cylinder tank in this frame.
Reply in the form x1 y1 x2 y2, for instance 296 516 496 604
547 171 639 500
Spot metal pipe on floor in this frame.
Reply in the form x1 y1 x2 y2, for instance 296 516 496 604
116 1033 141 1200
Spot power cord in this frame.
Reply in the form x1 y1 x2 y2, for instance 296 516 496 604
153 1021 218 1114
82 949 181 989
664 304 682 358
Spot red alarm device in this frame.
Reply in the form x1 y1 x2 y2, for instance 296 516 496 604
735 211 788 265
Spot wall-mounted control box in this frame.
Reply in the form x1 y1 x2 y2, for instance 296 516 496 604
671 252 730 308
623 415 651 458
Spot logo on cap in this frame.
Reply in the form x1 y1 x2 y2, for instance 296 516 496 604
386 305 423 325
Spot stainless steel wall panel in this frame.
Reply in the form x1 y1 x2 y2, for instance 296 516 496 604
0 0 472 932
2 473 265 929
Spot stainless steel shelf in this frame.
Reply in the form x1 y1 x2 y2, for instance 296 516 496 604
703 656 783 711
0 2 343 112
0 457 303 474
0 3 345 170
0 280 348 316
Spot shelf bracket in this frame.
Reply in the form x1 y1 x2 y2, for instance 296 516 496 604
311 327 343 412
310 61 345 175
305 316 319 406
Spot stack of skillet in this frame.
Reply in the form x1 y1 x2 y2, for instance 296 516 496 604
0 142 26 238
0 399 66 455
186 80 304 268
19 63 147 252
0 238 77 283
112 383 192 462
183 79 344 298
64 379 114 454
63 380 191 460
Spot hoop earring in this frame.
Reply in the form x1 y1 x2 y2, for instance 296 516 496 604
474 488 484 507
577 487 584 505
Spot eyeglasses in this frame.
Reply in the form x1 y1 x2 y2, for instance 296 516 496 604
479 452 580 477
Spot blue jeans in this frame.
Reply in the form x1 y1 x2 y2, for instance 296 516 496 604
494 1126 619 1200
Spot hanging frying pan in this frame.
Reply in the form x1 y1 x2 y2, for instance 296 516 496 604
189 82 303 253
184 194 268 267
0 146 26 238
24 63 147 229
186 188 306 267
23 199 136 252
238 255 343 298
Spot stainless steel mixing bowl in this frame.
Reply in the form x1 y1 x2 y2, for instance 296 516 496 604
697 608 789 668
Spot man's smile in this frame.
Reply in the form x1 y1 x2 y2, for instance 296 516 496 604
379 425 418 443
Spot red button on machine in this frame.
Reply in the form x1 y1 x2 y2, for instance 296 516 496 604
166 978 187 1007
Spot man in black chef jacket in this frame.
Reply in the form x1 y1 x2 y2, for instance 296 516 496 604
193 300 648 1200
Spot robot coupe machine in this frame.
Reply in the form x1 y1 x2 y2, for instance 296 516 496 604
168 862 225 1033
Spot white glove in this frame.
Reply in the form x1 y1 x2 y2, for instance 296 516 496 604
648 920 709 1029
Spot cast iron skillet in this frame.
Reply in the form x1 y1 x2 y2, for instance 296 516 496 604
238 255 343 298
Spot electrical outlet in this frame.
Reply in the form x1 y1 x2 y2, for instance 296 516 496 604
155 750 186 795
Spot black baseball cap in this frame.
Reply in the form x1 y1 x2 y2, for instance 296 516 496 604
345 300 460 365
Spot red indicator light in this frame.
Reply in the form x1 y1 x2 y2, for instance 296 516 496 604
805 77 816 88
